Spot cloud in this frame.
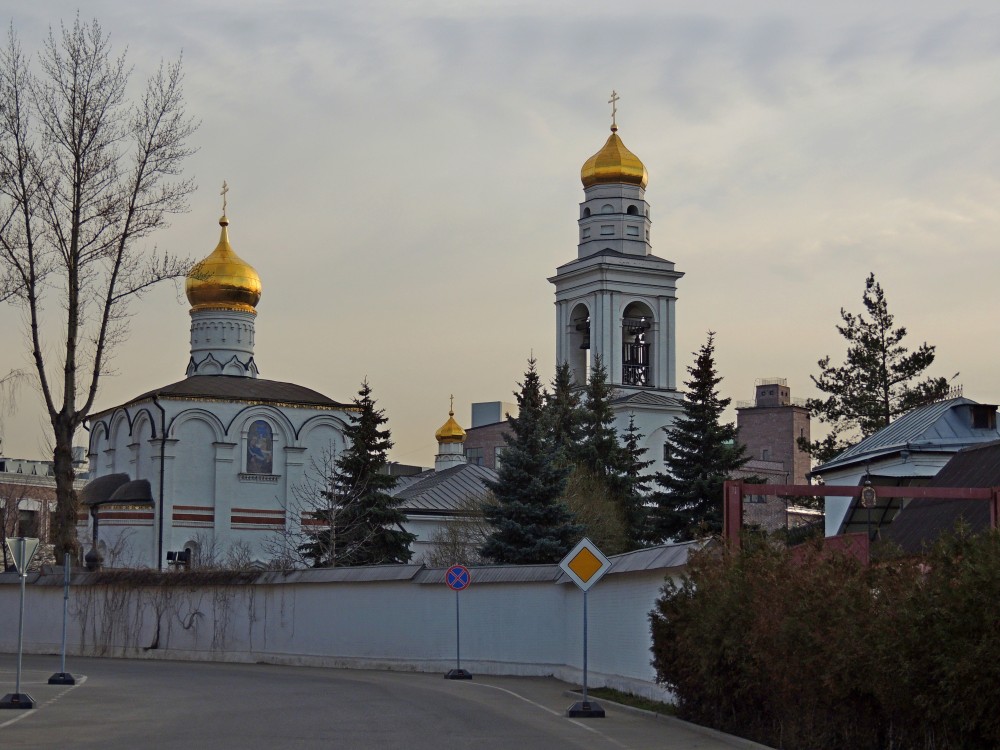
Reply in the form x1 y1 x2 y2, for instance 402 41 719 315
2 1 1000 462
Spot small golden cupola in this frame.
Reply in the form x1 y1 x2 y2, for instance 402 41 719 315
435 403 467 445
580 90 647 189
185 196 262 313
434 396 467 472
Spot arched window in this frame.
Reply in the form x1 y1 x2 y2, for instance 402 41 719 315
626 204 638 215
247 420 273 474
601 203 614 214
582 207 591 218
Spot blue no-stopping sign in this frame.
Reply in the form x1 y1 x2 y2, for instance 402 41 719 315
446 565 471 591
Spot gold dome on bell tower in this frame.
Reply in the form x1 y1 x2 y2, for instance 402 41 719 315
185 183 262 313
580 90 648 189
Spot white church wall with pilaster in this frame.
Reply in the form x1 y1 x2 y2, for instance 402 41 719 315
131 412 155 482
87 398 351 568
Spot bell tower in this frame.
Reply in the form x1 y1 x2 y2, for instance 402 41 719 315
548 95 686 472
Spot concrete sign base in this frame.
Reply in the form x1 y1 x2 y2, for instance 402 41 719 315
0 692 36 709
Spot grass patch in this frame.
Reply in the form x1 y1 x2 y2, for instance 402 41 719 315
585 687 676 716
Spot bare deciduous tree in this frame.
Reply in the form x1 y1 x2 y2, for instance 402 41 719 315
263 444 340 570
425 492 492 567
186 531 257 571
0 18 198 556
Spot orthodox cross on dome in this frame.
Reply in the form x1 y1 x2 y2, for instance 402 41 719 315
608 90 620 130
449 393 454 416
220 180 229 215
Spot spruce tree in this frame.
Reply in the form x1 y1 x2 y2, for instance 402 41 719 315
481 359 581 564
618 413 654 545
573 355 622 475
577 357 654 549
545 361 583 464
651 333 748 542
300 379 414 567
802 273 953 464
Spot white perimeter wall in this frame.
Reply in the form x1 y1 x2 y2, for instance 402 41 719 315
0 566 678 700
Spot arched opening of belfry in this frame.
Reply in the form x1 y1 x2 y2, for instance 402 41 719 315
622 301 653 386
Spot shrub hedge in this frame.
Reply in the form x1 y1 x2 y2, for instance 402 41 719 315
650 528 1000 749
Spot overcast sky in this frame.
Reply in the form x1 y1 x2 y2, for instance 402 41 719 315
2 1 999 466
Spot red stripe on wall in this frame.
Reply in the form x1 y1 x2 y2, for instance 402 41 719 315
173 513 214 522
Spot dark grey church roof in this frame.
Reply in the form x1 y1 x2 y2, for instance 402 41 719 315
80 473 130 505
393 463 497 513
612 390 685 408
101 375 351 413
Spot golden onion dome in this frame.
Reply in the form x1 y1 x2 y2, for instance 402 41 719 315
435 409 466 445
580 126 648 189
185 215 262 313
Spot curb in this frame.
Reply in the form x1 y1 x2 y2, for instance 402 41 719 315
563 690 775 750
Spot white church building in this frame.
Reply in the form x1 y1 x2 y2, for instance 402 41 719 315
83 208 354 568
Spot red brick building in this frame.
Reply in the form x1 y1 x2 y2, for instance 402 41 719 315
736 379 814 532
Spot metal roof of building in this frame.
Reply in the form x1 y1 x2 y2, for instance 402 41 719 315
256 564 425 584
602 539 708 575
21 541 708 585
815 397 1000 474
80 473 130 505
611 391 685 408
881 440 1000 554
415 541 706 585
95 375 351 415
554 249 677 272
415 564 562 585
392 463 497 513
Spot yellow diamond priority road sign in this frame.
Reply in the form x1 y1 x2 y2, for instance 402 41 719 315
559 537 612 592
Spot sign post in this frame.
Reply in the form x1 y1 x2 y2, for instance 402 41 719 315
444 564 472 680
559 537 612 718
49 553 76 685
1 537 39 709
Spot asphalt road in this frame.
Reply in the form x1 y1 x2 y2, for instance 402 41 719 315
0 655 764 750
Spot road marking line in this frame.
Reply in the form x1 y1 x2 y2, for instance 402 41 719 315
466 682 630 748
0 675 87 731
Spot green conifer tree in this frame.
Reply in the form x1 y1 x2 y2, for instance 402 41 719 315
545 361 583 464
481 359 581 564
300 379 414 567
651 333 749 542
573 355 622 475
575 357 654 549
802 273 953 464
618 413 654 545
